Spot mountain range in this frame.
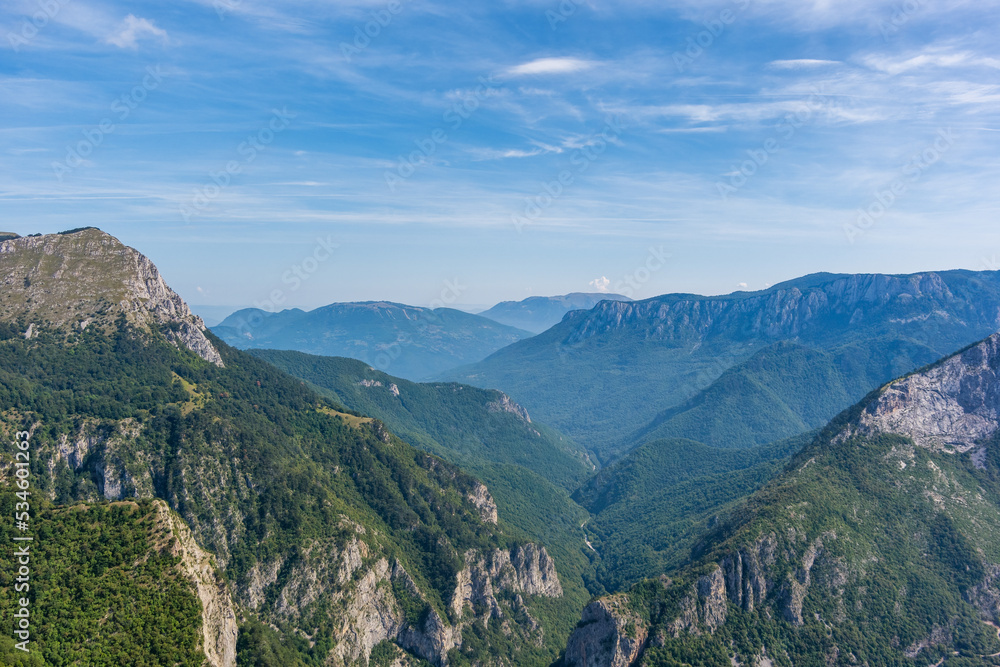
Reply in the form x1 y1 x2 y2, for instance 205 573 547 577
6 228 1000 667
213 303 532 382
0 229 577 666
477 293 632 334
448 271 1000 461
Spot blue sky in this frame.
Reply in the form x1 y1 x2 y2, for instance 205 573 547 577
2 0 999 311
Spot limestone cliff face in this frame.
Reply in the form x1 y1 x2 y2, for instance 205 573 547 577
563 594 647 667
562 272 1000 347
0 228 222 365
486 392 532 423
841 333 1000 452
245 539 563 666
156 500 238 667
466 481 499 524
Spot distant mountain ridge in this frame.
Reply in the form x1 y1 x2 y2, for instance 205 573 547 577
478 292 632 334
213 301 533 381
449 270 1000 459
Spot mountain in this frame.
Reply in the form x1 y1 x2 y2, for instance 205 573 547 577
562 333 1000 666
573 434 812 593
247 350 593 490
478 293 632 334
248 349 598 605
629 338 941 450
0 229 576 666
448 271 1000 460
190 304 241 327
213 303 533 381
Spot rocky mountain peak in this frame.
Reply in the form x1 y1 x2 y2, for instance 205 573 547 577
840 332 1000 452
0 227 223 366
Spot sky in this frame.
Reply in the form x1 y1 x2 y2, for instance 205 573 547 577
2 0 1000 312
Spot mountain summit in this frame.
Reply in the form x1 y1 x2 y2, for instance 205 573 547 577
0 227 222 365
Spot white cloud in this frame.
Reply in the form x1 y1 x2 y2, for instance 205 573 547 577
769 59 840 69
506 58 593 77
589 276 611 292
106 15 168 49
737 282 748 289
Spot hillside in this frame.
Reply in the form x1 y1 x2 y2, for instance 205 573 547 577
573 434 811 593
248 349 599 617
628 338 941 450
0 229 576 666
563 333 1000 666
478 293 632 334
213 303 533 382
449 271 1000 459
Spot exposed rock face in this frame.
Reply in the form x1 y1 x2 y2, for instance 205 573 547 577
242 541 561 666
0 228 223 366
452 545 563 620
466 481 499 524
155 500 238 667
719 534 778 613
563 595 647 667
486 392 532 422
843 333 1000 452
564 272 999 347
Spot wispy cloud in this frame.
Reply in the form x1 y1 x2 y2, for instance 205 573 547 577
105 14 168 49
769 59 840 69
505 57 594 77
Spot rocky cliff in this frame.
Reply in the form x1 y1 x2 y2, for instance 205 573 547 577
563 332 1000 665
0 228 222 365
564 272 1000 347
156 500 239 667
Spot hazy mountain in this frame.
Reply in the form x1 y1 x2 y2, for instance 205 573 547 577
190 304 241 327
448 271 1000 460
0 229 578 666
564 333 1000 665
213 302 533 381
478 292 632 334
